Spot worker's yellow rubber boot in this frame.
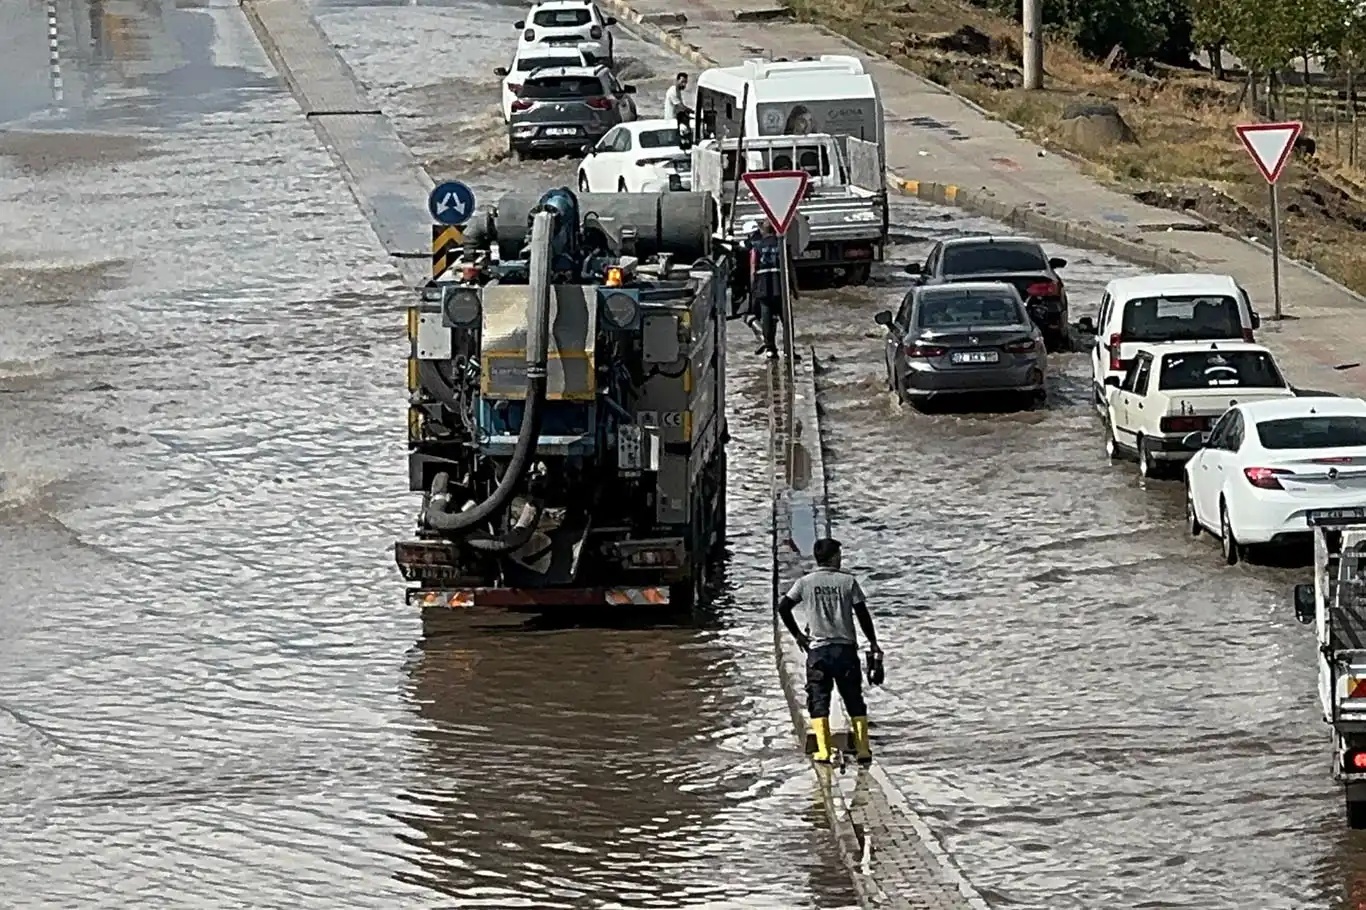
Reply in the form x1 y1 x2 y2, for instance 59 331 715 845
810 716 833 763
851 716 873 766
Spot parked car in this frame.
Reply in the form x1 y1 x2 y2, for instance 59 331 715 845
1089 272 1261 411
1184 396 1366 564
494 44 598 122
904 236 1071 352
576 119 693 192
515 0 616 66
1102 341 1296 478
874 281 1047 408
507 65 637 160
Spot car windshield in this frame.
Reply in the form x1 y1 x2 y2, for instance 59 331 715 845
941 242 1048 274
639 129 680 149
520 76 602 98
1158 350 1286 390
532 8 591 25
916 293 1024 328
516 56 580 72
1121 294 1242 342
1256 415 1366 449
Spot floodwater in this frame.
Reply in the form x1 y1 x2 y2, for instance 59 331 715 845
4 0 1366 907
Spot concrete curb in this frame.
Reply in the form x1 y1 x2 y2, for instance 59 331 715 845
884 176 1198 271
596 0 717 68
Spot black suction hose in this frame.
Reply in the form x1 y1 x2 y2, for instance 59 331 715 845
425 209 556 534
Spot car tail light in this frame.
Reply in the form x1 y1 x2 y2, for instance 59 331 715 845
1004 338 1035 353
1108 332 1123 371
1026 280 1060 298
523 28 535 40
1242 327 1255 341
511 99 533 112
635 156 672 167
1243 466 1293 490
1347 749 1366 770
1315 456 1357 464
905 343 946 358
590 24 602 38
1160 415 1208 433
584 96 613 110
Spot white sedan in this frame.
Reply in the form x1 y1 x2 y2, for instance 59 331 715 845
576 120 692 193
1185 396 1366 563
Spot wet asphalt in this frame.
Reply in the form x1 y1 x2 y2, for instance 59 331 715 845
2 1 1365 908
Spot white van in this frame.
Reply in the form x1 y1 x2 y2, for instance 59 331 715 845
692 56 884 162
1089 273 1261 410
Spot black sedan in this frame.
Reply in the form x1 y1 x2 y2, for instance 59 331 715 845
875 282 1048 408
904 235 1071 351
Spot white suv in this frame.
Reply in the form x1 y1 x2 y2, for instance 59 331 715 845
515 0 616 66
495 44 597 122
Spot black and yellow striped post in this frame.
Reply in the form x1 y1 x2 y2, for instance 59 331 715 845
432 224 463 278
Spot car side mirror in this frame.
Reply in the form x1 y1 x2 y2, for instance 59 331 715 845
1294 582 1315 624
874 310 892 327
514 19 525 28
1103 375 1120 388
622 84 637 94
1048 257 1067 269
1075 315 1095 333
605 15 617 24
903 262 921 275
493 66 509 77
1251 312 1262 329
1181 431 1206 450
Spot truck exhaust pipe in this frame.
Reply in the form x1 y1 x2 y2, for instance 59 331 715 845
424 209 555 534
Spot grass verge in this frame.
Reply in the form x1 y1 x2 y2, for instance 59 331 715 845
784 0 1366 294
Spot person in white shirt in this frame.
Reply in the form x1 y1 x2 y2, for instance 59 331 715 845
663 72 691 123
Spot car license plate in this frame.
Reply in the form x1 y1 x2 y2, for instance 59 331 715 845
951 350 999 364
544 127 577 136
799 248 822 259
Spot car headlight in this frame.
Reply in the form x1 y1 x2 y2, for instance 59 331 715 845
601 291 637 328
443 286 481 327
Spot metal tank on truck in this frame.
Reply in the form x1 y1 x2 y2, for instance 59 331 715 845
395 186 730 610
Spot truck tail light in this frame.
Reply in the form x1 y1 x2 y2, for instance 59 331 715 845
1347 749 1366 771
1243 466 1292 490
1108 332 1123 372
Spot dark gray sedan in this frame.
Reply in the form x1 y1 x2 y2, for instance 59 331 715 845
875 282 1048 406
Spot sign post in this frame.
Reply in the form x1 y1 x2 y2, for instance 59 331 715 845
1235 121 1302 320
741 169 810 363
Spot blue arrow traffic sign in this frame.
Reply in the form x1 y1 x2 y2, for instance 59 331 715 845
428 180 476 226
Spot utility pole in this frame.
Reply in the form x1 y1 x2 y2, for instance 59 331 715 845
1022 0 1042 90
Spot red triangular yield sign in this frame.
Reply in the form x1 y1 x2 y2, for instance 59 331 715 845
1235 121 1302 184
741 169 810 235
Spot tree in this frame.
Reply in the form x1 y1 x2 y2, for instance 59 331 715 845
1190 0 1240 77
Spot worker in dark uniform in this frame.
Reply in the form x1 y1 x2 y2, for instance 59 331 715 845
749 221 790 358
777 537 881 765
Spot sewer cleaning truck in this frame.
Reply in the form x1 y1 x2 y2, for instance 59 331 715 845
395 188 730 610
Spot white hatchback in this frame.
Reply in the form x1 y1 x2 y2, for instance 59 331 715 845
515 0 616 66
495 45 598 122
1185 396 1366 563
576 119 693 192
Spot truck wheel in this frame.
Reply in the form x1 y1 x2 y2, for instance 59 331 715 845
1346 796 1366 829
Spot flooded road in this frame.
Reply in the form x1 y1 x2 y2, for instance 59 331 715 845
802 205 1360 909
0 0 853 907
6 0 1366 907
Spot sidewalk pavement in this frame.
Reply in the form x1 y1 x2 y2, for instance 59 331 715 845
601 0 1366 398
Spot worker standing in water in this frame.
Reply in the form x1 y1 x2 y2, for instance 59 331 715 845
749 221 798 358
777 538 881 765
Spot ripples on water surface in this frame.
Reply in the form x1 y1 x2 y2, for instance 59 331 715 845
1 1 855 907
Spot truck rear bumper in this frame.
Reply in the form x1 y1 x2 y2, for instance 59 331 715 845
408 586 673 609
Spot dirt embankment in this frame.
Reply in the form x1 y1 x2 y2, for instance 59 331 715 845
785 0 1366 293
